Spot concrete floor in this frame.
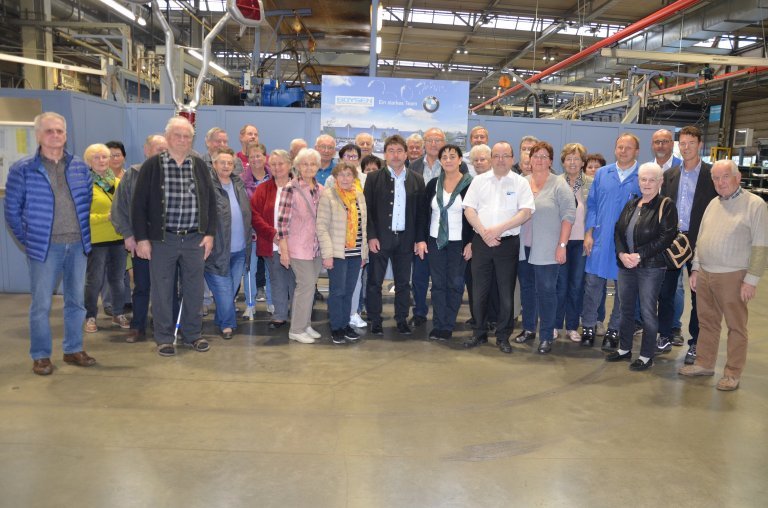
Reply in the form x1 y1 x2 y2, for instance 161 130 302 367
0 287 766 508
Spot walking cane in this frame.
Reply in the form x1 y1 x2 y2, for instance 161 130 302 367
173 298 183 345
243 260 255 321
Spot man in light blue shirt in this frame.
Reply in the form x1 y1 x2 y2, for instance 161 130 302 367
314 134 337 185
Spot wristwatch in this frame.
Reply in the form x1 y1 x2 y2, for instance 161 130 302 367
559 242 567 248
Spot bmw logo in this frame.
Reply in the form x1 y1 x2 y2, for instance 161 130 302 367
423 95 440 113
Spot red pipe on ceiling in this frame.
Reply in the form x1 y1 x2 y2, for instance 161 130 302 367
470 0 704 112
650 66 768 96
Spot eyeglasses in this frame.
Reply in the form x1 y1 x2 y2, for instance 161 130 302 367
109 154 124 159
424 138 444 145
343 154 359 160
491 154 513 160
531 154 551 160
316 144 335 151
653 139 672 145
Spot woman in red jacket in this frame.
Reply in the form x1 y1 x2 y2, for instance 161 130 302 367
251 149 294 329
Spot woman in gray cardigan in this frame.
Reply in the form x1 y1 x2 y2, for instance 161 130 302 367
316 161 368 344
515 141 576 354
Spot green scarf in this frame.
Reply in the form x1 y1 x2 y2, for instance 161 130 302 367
91 168 116 193
436 172 472 249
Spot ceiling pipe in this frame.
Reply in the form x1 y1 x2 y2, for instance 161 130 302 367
650 66 768 96
470 0 704 112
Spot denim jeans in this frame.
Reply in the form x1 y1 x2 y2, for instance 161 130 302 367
266 252 295 322
327 256 361 330
28 242 87 359
411 253 430 318
618 266 666 358
556 240 586 330
533 263 560 340
518 251 537 332
84 242 126 319
582 273 621 330
428 238 466 332
674 270 684 329
204 248 246 331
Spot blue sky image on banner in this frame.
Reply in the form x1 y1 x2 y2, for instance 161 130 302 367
321 76 470 153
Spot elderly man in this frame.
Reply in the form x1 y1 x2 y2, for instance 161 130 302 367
405 133 424 168
236 124 259 171
5 111 96 375
581 133 641 349
513 136 539 174
314 134 337 185
355 132 375 158
111 134 168 343
364 134 427 336
465 125 489 175
657 126 717 361
203 127 243 175
463 141 535 354
132 116 217 356
678 160 768 391
289 138 308 162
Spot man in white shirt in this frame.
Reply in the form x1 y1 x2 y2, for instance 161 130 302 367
463 141 535 353
650 128 682 172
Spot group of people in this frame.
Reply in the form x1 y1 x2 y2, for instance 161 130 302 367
5 112 767 392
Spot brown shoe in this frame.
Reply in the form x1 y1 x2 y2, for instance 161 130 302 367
716 376 740 391
678 364 715 377
126 329 147 343
32 358 53 375
63 351 96 367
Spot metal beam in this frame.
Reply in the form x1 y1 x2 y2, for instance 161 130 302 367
534 84 596 94
601 48 768 67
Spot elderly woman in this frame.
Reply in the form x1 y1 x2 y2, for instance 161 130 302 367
83 143 129 333
251 149 295 329
316 161 368 344
515 141 576 353
242 141 272 317
277 147 323 344
606 162 677 370
555 143 593 342
204 148 251 340
424 144 473 341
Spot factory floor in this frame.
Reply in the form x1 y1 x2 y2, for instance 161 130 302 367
0 285 766 508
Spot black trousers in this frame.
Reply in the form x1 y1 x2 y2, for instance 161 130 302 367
471 233 519 340
658 257 699 345
366 235 413 326
466 260 499 323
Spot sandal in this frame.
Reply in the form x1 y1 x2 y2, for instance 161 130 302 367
191 338 210 352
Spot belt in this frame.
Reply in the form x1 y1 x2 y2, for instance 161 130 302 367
165 227 198 236
391 230 405 235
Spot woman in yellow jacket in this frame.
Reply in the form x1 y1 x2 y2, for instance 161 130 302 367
316 161 368 344
83 144 129 333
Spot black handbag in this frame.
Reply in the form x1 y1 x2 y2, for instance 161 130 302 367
658 197 693 269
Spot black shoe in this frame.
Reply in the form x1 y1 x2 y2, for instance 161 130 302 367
268 320 287 330
514 330 536 344
671 328 685 346
371 323 384 335
601 329 619 351
497 337 512 354
396 322 412 335
331 330 346 344
465 317 476 325
463 334 488 349
157 344 175 357
315 289 325 301
409 315 427 327
103 307 114 317
605 350 632 362
537 340 552 354
684 344 697 365
629 358 654 371
428 329 447 341
343 326 361 342
656 336 672 354
221 329 234 340
580 327 595 347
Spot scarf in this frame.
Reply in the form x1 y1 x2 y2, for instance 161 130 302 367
91 168 116 194
565 171 583 194
335 181 359 249
436 172 472 249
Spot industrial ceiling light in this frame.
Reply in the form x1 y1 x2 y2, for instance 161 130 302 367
0 52 106 76
188 49 230 76
376 36 382 54
99 0 137 23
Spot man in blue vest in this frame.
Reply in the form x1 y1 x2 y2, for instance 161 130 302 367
4 111 96 375
581 133 642 350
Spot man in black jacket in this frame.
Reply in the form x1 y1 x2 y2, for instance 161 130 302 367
658 126 717 364
364 134 427 336
132 116 217 356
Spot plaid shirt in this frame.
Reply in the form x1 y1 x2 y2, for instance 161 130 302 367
162 151 199 230
277 177 320 257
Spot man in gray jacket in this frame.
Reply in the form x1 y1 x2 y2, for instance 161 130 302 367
111 134 167 342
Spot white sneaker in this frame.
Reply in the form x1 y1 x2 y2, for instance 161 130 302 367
349 313 367 328
267 304 275 314
289 332 315 344
242 305 256 320
305 326 321 339
595 322 606 336
567 329 581 342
